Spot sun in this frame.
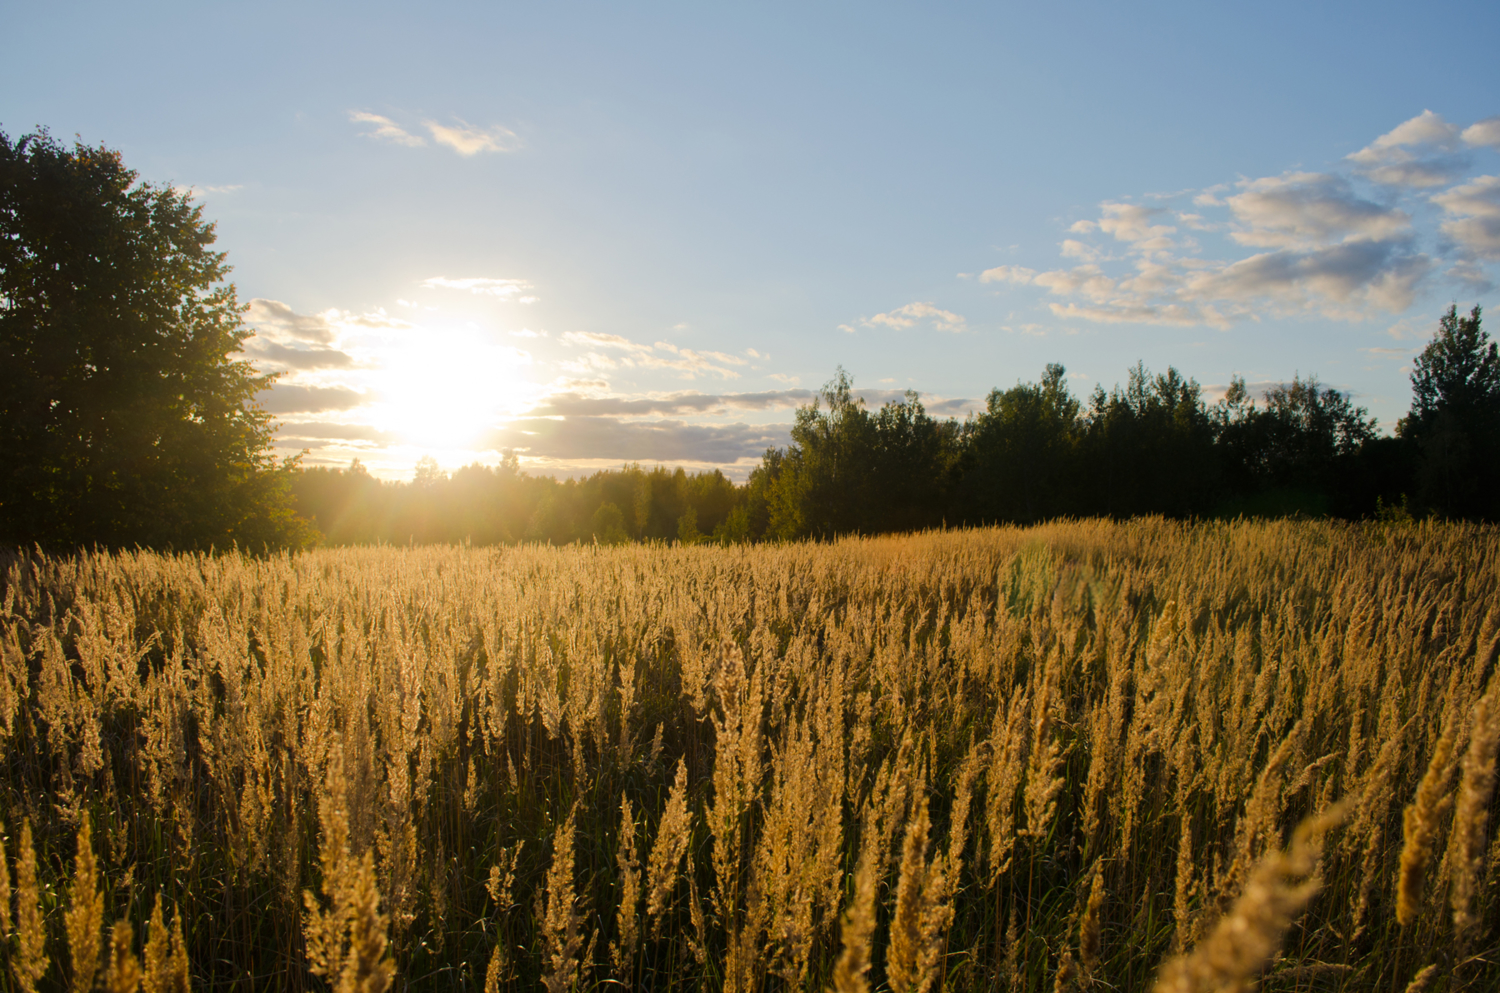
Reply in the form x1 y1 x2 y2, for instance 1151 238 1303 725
371 329 531 451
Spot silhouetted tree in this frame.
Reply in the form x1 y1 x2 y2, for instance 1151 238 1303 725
1399 305 1500 519
1079 364 1216 518
767 369 877 539
0 129 311 550
869 391 962 532
1215 374 1378 516
960 364 1080 524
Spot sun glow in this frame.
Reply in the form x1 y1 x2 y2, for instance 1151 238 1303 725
371 329 532 450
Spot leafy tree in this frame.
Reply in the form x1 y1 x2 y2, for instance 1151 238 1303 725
1399 305 1500 519
0 129 312 550
767 369 877 539
1080 364 1216 518
960 363 1081 524
591 502 630 545
868 391 962 532
1214 374 1377 516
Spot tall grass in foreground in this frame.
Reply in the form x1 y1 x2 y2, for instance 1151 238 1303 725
0 517 1496 992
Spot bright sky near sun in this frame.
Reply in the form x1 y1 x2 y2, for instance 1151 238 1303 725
5 2 1500 480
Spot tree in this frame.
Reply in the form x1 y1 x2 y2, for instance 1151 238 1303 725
1399 305 1500 519
960 363 1081 524
767 368 877 539
0 129 312 550
1080 363 1216 518
1214 374 1377 516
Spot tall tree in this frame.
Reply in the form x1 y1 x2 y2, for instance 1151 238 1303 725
0 129 311 550
1080 364 1216 518
767 368 876 539
1400 305 1500 519
960 364 1081 524
1215 374 1377 516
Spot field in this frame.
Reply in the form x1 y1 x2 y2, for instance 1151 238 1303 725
0 519 1496 992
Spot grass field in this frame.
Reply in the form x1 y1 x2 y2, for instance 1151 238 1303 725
0 518 1496 992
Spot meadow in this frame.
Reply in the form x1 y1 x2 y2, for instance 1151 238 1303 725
0 518 1495 992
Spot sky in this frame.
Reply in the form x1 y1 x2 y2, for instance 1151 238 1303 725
5 1 1500 481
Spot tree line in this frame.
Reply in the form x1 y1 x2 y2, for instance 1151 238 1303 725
290 303 1500 546
6 129 1497 552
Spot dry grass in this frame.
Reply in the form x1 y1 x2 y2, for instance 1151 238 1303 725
0 517 1496 991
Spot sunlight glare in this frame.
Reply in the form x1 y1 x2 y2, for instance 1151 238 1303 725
372 329 531 450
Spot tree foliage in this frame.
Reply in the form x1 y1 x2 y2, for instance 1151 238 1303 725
0 129 311 550
1399 305 1500 519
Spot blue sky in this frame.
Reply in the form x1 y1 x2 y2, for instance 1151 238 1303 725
6 1 1500 479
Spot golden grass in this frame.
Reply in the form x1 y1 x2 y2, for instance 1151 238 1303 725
0 517 1496 991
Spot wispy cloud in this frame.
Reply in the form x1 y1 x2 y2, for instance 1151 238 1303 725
422 276 536 300
350 112 519 155
256 384 369 414
275 421 398 444
856 301 968 332
174 183 244 199
350 111 426 147
424 119 518 155
559 332 748 379
531 388 815 417
980 265 1036 284
241 338 355 370
488 417 790 464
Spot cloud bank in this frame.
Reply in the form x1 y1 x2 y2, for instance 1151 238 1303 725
982 110 1499 328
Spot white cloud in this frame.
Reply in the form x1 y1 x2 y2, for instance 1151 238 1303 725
1432 174 1500 260
559 332 744 379
424 119 518 155
975 113 1495 328
1034 265 1117 302
862 301 968 332
1225 173 1410 249
1364 109 1460 149
421 276 535 299
979 265 1036 284
1175 212 1217 231
1347 110 1467 188
1463 116 1500 150
350 111 426 147
174 183 244 199
561 331 655 354
1097 202 1176 250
